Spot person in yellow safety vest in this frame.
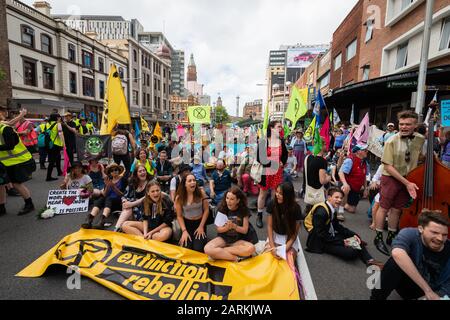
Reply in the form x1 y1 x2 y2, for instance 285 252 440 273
15 117 38 154
73 114 80 128
0 106 36 216
130 148 155 177
86 119 95 134
78 118 94 135
35 113 65 181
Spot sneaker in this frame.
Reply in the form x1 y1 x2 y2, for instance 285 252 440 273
338 206 344 214
81 214 94 229
0 206 6 216
18 203 35 215
337 214 345 221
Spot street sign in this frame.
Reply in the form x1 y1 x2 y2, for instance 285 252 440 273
441 100 450 127
387 81 417 88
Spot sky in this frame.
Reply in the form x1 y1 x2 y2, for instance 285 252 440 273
23 0 359 116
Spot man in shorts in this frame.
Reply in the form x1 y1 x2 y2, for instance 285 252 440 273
338 144 369 217
0 106 36 216
374 110 425 256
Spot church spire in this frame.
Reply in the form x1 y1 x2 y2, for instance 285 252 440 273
187 53 197 82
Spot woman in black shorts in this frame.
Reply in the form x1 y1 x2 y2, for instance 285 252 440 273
81 163 127 229
204 186 257 261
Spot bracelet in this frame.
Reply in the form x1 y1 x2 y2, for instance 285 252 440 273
182 229 187 233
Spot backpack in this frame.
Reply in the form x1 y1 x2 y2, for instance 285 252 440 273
303 203 331 233
37 123 57 149
112 134 129 155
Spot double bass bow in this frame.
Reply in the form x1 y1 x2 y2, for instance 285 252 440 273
400 116 450 232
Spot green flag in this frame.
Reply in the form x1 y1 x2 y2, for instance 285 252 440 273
303 116 316 143
262 103 269 137
283 123 291 137
313 126 323 156
285 86 308 130
188 106 211 124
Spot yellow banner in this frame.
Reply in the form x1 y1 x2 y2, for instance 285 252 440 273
17 230 300 300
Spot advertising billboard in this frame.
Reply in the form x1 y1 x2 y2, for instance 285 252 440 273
286 46 329 68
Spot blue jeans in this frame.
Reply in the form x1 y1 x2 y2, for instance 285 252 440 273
213 190 226 206
283 170 293 184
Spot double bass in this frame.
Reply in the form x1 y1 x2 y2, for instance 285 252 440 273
400 117 450 232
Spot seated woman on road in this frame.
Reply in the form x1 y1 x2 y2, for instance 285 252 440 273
60 161 93 198
88 158 106 198
81 164 127 229
266 182 302 259
204 186 257 262
122 181 174 242
130 148 156 177
174 173 209 252
113 164 151 232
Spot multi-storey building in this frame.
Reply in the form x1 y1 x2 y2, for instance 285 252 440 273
3 0 129 124
327 0 450 127
243 99 262 120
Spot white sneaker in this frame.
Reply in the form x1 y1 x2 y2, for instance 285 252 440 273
339 206 344 214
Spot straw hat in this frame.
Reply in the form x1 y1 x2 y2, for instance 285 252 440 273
105 163 125 176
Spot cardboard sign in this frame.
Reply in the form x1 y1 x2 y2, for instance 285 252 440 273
367 125 385 158
46 190 89 215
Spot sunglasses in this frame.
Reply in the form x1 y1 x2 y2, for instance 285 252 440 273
111 168 121 172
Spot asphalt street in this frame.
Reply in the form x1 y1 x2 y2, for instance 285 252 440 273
0 157 397 300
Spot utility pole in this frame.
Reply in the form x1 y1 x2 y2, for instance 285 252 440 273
415 0 435 120
236 95 240 117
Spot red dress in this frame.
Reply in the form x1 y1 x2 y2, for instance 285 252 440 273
259 145 283 191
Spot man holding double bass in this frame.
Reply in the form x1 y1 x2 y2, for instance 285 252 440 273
374 110 425 256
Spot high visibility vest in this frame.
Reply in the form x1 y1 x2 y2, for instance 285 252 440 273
74 118 80 127
0 124 33 167
303 203 331 233
78 125 93 135
46 121 63 147
134 159 155 176
15 121 38 147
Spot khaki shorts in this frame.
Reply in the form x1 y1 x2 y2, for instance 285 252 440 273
379 175 410 210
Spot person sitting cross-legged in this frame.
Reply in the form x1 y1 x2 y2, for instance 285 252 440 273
122 180 174 242
304 187 383 268
204 186 258 262
371 210 449 300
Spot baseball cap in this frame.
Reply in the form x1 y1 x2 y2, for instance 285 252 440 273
352 144 368 153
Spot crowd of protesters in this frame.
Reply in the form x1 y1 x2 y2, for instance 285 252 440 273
0 105 448 300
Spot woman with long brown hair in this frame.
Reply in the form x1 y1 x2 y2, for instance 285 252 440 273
256 120 288 228
174 173 209 252
122 180 174 242
267 182 302 259
204 186 257 261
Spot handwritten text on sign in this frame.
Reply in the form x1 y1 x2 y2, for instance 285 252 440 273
47 190 89 215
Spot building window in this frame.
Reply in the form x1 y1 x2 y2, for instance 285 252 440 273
23 58 37 87
82 51 94 69
147 74 150 87
147 94 150 107
42 64 55 90
98 57 104 73
334 53 342 70
69 72 77 94
118 67 124 79
133 50 137 62
154 78 157 90
163 83 166 94
318 72 330 88
365 19 374 43
163 69 166 78
21 25 35 48
346 39 357 61
362 66 370 81
401 0 414 11
68 44 76 62
439 16 450 51
158 79 161 91
99 80 105 99
82 77 95 97
41 34 52 55
134 69 138 83
396 42 408 69
133 90 138 105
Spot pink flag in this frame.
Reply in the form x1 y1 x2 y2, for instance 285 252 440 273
353 112 370 145
63 146 70 176
320 116 331 151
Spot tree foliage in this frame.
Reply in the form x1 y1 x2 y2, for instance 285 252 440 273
214 106 230 124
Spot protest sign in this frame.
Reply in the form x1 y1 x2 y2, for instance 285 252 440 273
46 190 89 215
